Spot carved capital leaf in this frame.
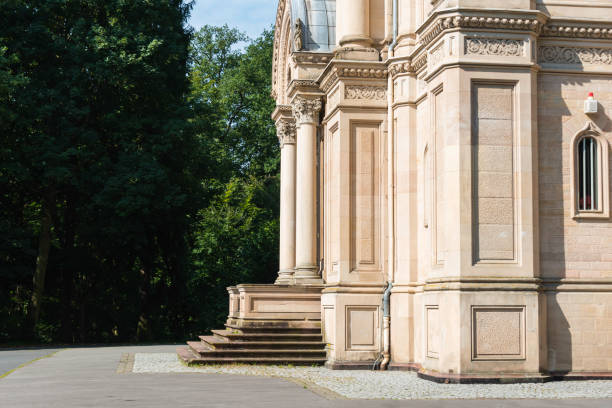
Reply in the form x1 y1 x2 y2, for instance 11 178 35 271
292 97 322 125
277 119 297 148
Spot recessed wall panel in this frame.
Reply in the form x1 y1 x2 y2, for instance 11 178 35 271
472 84 516 262
350 123 381 272
346 306 378 351
434 89 446 265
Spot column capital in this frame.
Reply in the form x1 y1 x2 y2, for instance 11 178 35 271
277 119 297 148
292 97 322 126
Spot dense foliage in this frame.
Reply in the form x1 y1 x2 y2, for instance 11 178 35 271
0 1 278 343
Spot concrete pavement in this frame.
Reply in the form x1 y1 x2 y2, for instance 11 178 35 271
0 345 609 407
0 347 63 377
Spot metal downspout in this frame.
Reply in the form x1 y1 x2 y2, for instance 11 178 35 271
380 0 398 372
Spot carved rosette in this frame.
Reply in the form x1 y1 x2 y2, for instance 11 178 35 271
292 97 322 126
277 119 297 148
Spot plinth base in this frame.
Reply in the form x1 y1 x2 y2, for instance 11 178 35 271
178 283 326 366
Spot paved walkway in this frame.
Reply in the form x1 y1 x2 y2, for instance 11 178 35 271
0 345 610 407
0 347 63 377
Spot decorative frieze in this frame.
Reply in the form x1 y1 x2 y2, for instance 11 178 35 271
277 119 296 148
465 38 524 57
292 97 322 125
345 86 387 101
539 46 612 65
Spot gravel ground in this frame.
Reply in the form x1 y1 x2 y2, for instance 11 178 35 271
132 353 612 400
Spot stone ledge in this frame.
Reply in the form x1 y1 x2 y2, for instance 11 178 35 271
387 363 612 383
325 360 377 370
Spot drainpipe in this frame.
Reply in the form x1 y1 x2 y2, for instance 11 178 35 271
387 0 398 284
389 0 398 58
380 281 393 370
380 0 398 372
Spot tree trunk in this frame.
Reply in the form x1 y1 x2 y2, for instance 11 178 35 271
60 195 76 342
136 266 152 341
31 197 53 331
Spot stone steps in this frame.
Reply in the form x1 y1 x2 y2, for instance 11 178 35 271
187 341 326 358
177 347 327 365
211 329 323 342
199 335 325 350
178 323 326 366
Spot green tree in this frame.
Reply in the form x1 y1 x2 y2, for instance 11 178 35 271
0 7 279 342
187 26 279 334
0 0 199 341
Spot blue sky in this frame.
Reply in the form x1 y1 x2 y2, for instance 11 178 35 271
188 0 278 39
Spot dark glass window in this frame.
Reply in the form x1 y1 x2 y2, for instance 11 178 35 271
578 137 598 211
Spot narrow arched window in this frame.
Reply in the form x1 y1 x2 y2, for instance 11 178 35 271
577 136 598 211
570 122 610 219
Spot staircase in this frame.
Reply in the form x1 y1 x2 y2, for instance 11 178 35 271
177 322 327 366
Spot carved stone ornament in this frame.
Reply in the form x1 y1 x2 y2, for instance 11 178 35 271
419 15 542 48
539 46 612 65
412 53 428 72
345 86 386 101
277 120 297 148
292 53 332 65
292 97 322 125
294 18 303 51
465 38 524 56
320 65 388 93
542 24 612 40
388 61 413 77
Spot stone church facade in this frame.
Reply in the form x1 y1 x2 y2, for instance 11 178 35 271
181 0 612 382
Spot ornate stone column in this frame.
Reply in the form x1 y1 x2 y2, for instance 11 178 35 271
292 97 323 284
276 119 297 285
336 0 378 60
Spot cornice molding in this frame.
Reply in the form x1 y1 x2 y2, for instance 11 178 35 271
412 53 428 73
542 21 612 40
417 10 546 50
388 60 414 77
272 104 293 122
319 62 388 93
292 52 333 65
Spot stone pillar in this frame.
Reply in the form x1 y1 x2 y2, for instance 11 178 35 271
276 119 297 285
292 97 323 284
336 0 378 60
